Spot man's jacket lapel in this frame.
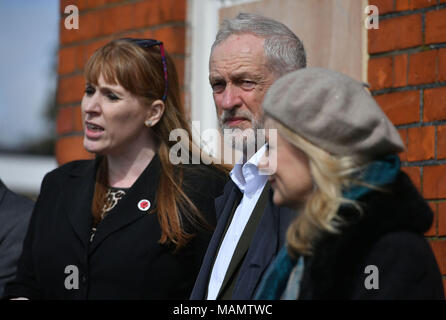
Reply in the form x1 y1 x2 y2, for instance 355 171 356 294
231 189 295 299
190 180 240 299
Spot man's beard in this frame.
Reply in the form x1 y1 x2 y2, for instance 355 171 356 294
219 110 266 159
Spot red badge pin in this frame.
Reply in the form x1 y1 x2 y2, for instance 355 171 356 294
138 199 151 212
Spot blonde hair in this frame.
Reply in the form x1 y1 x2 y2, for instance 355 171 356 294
270 119 374 257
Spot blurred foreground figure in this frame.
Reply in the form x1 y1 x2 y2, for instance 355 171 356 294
0 179 33 297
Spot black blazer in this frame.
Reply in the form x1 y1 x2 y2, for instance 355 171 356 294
299 172 444 299
3 155 227 299
190 180 295 300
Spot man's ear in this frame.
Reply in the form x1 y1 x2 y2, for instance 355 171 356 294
144 99 165 127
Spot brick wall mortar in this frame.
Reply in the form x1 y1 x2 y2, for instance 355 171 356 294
370 43 446 59
401 159 446 166
372 81 446 95
369 0 446 284
59 21 187 48
394 122 446 130
378 1 446 20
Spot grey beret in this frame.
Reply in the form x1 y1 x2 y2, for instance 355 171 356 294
263 67 405 158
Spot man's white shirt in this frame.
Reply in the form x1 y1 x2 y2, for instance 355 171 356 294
206 144 268 300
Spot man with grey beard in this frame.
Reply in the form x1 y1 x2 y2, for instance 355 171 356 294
190 13 307 300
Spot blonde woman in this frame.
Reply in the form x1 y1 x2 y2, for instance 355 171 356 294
256 68 444 299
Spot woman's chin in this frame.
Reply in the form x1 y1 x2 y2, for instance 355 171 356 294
83 141 102 155
273 191 302 211
272 191 285 208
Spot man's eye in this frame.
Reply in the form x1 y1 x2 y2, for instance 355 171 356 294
240 80 255 90
211 82 225 93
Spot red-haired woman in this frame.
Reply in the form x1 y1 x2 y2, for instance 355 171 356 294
4 38 228 299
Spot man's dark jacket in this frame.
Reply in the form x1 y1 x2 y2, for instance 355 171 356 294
190 179 295 300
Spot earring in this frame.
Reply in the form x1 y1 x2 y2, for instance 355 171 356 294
145 120 152 127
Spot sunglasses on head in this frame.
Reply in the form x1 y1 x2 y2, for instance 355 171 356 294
120 38 168 101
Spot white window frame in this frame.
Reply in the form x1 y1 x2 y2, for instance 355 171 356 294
0 154 57 196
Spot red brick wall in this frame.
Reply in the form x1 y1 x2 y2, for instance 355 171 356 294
56 0 186 164
369 0 446 294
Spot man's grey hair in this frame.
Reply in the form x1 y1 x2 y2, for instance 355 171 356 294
211 13 307 76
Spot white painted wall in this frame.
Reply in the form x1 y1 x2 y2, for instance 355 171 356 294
0 154 57 195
